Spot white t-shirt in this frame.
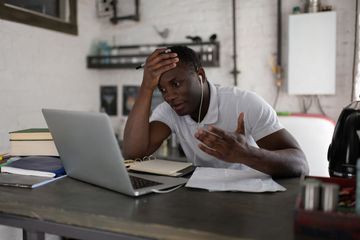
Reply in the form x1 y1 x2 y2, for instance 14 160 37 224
150 81 283 170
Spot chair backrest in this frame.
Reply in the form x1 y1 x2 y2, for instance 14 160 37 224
278 114 335 177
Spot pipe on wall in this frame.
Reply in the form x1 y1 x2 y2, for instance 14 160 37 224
231 0 240 86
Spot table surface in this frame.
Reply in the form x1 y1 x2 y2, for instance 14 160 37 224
0 176 301 240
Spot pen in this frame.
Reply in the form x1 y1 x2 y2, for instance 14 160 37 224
135 63 145 70
135 49 172 70
0 155 11 161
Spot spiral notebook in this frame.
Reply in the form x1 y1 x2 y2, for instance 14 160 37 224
127 157 194 177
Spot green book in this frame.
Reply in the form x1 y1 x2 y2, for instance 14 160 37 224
9 128 53 140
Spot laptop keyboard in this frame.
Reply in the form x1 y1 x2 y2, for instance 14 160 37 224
129 175 161 189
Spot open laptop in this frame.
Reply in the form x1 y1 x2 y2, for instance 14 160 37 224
42 109 188 197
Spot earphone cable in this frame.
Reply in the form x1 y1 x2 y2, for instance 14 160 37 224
193 78 204 166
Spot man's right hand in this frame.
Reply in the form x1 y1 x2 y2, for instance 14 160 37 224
142 48 179 91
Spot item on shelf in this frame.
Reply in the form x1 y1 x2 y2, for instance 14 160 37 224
320 5 333 12
186 35 202 43
97 41 111 64
292 6 301 14
209 33 217 42
87 41 220 69
304 0 321 13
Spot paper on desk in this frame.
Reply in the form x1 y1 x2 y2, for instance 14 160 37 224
185 167 286 192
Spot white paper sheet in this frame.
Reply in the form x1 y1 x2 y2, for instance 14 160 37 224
185 167 286 192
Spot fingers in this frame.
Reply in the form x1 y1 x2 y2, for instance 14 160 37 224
146 49 179 73
195 127 229 151
236 112 245 134
198 143 223 159
146 48 167 62
141 48 179 90
152 58 179 75
206 125 226 138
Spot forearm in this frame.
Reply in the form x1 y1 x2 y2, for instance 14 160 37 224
239 146 309 178
123 87 153 158
123 48 178 158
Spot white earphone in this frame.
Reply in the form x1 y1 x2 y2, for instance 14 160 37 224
193 75 204 166
197 75 204 125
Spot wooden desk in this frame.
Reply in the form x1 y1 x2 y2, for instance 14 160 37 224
0 177 300 240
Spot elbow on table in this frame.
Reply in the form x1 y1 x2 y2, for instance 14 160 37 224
122 143 152 160
294 150 310 177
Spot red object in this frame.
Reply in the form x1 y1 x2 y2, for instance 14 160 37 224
290 113 336 125
294 176 360 239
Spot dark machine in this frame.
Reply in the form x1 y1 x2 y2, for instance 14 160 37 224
328 101 360 177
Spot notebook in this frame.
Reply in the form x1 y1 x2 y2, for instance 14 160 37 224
42 109 188 197
128 159 194 177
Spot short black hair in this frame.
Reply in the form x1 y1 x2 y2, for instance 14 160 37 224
168 45 202 72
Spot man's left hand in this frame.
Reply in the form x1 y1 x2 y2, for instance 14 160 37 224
194 112 251 163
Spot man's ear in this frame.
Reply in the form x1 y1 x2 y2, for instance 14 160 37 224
197 67 206 83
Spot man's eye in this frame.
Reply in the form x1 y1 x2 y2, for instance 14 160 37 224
159 88 166 93
173 81 180 87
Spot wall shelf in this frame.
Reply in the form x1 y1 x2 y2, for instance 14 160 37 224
87 41 220 69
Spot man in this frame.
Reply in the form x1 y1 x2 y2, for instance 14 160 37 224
123 46 309 178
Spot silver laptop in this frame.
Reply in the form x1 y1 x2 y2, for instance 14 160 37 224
42 109 187 197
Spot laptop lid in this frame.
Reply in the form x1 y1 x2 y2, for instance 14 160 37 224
42 109 187 196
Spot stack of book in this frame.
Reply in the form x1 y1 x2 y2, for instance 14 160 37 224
9 128 59 156
0 129 65 188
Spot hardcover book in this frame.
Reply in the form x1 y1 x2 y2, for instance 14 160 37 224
9 140 59 156
9 128 53 140
9 128 58 156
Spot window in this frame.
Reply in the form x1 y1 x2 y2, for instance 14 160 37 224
0 0 77 35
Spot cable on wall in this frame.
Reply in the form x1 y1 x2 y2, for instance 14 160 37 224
315 95 327 116
351 0 359 101
231 0 240 86
272 0 283 109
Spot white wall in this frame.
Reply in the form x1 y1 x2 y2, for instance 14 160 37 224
0 1 102 152
0 1 102 239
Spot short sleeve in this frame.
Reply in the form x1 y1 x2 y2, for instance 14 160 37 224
149 102 175 132
244 92 283 141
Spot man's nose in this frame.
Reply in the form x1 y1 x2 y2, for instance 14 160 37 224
164 88 176 102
